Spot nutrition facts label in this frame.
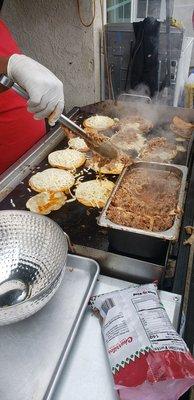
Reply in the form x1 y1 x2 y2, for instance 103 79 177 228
132 293 187 353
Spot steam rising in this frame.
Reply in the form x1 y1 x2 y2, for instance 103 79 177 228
94 93 189 162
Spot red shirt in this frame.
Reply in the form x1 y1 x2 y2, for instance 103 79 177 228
0 20 45 174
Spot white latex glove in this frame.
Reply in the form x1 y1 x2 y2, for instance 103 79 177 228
7 54 64 126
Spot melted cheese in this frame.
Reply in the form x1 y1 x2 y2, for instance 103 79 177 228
48 149 86 170
26 192 66 214
75 179 114 208
68 137 89 152
83 115 115 131
29 168 75 192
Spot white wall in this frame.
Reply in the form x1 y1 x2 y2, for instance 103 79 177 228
173 0 194 66
1 0 102 111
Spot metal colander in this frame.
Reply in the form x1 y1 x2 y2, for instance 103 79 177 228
0 210 68 325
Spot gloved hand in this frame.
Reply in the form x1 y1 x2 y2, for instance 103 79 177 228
7 54 64 126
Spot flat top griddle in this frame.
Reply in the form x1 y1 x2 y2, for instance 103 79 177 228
0 101 193 257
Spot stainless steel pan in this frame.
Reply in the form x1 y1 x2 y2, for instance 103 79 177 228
98 161 188 241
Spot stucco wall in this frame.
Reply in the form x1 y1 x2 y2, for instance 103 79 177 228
173 0 194 66
1 0 101 111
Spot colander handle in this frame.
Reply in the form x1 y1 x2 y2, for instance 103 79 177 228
63 232 76 254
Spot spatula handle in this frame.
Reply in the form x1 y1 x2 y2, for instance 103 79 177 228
0 74 29 99
0 74 118 159
0 74 92 142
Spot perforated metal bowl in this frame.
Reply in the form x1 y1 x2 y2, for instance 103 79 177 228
0 210 68 325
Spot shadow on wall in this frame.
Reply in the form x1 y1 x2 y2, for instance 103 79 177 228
1 0 101 111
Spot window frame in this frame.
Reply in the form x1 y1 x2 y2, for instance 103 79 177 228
105 0 166 24
106 0 134 23
133 0 166 22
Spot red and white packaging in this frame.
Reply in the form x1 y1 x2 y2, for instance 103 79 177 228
90 283 194 400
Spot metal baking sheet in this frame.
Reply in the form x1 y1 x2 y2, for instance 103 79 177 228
0 254 99 400
98 161 188 241
53 275 182 400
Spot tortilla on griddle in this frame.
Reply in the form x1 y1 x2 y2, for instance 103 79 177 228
83 115 115 131
118 116 153 135
139 137 177 163
48 149 86 170
75 179 114 208
170 116 193 139
111 128 145 153
26 192 67 215
87 154 124 175
68 137 89 152
29 168 75 193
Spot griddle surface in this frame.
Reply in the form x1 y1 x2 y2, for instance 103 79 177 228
0 137 111 251
0 102 192 254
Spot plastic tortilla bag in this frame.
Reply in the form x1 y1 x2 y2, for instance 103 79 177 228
90 283 194 400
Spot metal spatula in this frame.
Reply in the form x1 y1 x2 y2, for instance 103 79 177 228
0 74 118 159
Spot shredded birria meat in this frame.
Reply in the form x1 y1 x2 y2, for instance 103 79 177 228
107 167 181 232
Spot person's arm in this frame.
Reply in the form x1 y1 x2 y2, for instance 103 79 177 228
0 56 9 93
0 54 64 126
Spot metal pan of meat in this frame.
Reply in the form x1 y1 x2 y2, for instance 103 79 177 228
98 162 188 241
